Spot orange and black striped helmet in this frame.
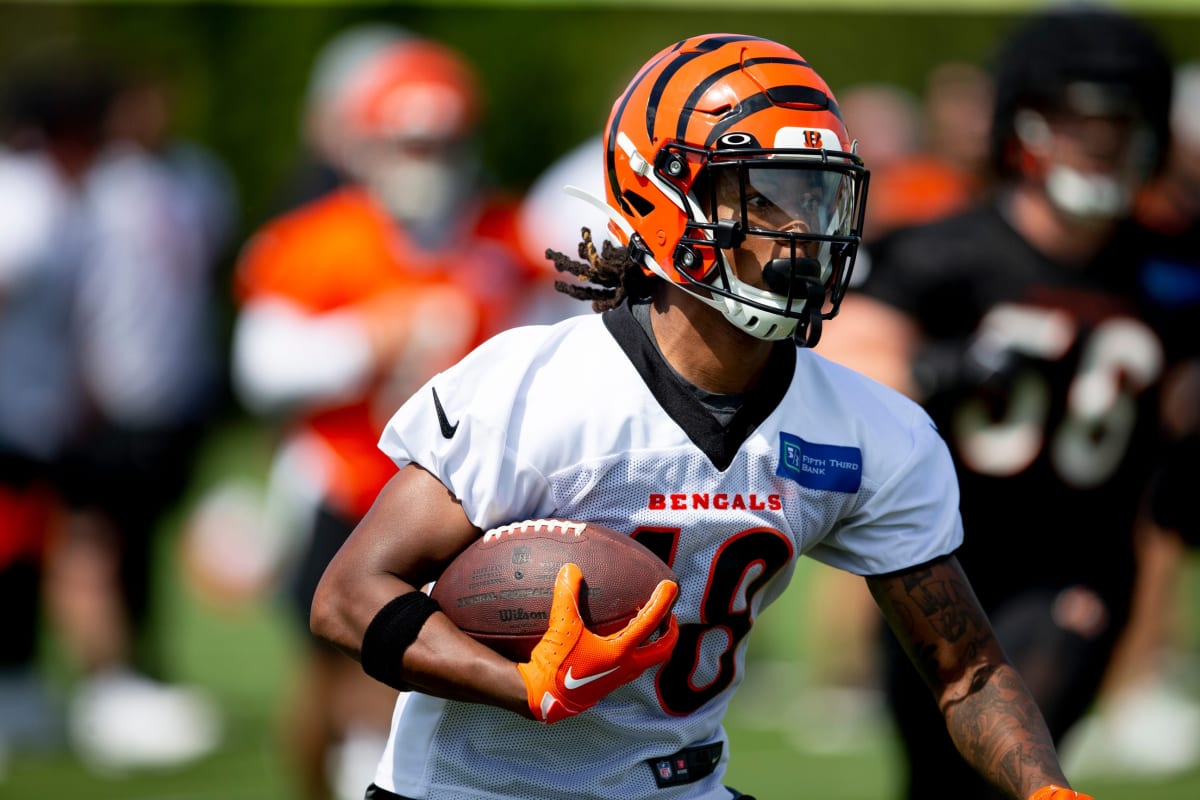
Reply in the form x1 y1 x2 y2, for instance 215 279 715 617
602 33 869 344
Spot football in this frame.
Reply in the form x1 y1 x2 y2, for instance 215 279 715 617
429 518 677 661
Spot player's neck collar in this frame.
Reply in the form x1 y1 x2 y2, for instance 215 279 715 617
604 301 794 471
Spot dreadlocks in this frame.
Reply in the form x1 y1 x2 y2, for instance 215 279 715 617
548 227 658 312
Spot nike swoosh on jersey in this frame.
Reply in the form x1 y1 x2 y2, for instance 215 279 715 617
431 386 459 439
563 666 620 690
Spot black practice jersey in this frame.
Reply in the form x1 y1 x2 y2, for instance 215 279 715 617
857 199 1200 606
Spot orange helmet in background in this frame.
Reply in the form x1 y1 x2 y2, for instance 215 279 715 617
600 33 869 345
338 38 480 143
336 38 482 231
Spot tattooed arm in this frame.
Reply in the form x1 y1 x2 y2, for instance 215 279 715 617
866 555 1071 799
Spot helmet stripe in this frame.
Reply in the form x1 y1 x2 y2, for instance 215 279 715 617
606 46 682 214
645 34 764 135
606 34 760 215
704 87 841 146
674 56 810 141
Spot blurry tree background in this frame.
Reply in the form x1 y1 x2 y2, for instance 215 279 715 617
5 0 1200 255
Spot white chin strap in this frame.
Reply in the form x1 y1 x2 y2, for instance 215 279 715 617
718 276 800 341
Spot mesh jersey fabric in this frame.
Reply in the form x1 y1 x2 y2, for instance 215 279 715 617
372 303 962 800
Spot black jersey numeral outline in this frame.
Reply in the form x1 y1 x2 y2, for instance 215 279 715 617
632 525 793 716
951 308 1163 487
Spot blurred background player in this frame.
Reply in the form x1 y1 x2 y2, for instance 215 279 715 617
820 5 1200 798
0 43 232 773
1062 57 1200 780
177 23 413 610
272 22 410 213
229 33 539 800
47 62 235 772
841 63 992 248
0 46 109 768
922 60 995 191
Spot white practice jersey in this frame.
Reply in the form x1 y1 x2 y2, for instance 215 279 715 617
375 303 962 800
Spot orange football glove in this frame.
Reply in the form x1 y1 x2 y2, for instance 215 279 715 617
516 562 679 724
1029 785 1094 800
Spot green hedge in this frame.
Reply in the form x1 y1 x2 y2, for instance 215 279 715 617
5 3 1199 237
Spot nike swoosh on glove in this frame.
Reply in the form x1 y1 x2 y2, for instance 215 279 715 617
517 562 679 724
1029 785 1095 800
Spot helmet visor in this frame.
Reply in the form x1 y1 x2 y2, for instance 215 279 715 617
720 163 858 240
669 143 869 334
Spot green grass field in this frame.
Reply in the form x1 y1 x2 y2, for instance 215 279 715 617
4 416 1199 799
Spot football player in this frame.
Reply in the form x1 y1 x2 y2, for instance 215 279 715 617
312 33 1096 800
231 34 536 800
819 5 1200 799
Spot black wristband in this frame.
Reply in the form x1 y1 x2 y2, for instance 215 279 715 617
361 591 441 692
